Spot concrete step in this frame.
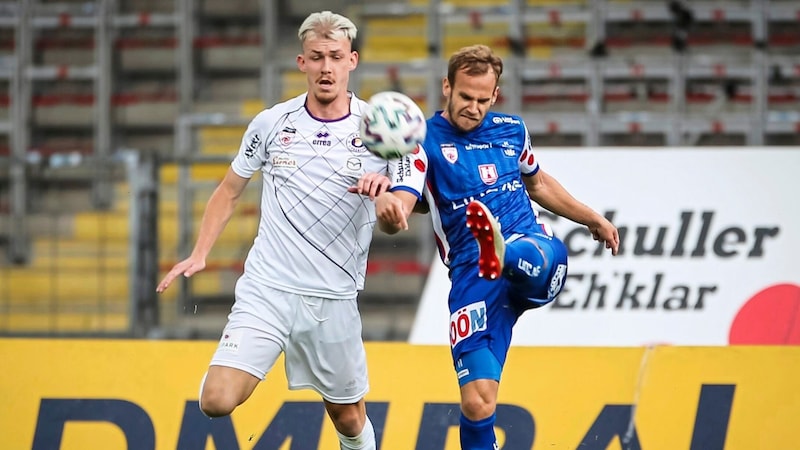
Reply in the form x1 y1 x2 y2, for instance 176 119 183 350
0 311 130 334
120 46 176 72
115 100 179 127
72 211 258 244
1 269 130 302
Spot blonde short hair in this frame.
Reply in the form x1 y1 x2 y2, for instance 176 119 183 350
298 11 357 45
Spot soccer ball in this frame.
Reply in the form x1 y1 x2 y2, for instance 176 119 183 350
360 91 427 159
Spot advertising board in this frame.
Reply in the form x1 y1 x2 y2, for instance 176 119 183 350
410 148 800 346
1 340 799 449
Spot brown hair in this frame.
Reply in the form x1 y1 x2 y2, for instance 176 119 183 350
446 44 503 86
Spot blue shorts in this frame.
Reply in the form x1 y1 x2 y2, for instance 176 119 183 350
455 347 502 386
448 232 568 381
448 267 519 374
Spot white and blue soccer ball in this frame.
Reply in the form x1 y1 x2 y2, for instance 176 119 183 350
359 91 427 160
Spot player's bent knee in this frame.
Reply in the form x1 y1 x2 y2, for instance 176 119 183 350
198 366 260 417
199 384 239 417
199 375 247 417
325 402 366 436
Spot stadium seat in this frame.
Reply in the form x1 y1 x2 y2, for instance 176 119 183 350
0 312 130 333
360 15 428 62
197 126 247 155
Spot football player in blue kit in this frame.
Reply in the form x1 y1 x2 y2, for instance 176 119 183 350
375 45 619 449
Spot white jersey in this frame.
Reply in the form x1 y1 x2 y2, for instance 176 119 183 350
231 92 395 299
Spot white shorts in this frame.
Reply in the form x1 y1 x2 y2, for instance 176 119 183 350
209 274 369 404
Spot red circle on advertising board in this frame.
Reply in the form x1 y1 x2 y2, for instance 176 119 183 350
728 283 800 344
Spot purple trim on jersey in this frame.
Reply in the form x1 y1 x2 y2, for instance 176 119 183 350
302 92 354 122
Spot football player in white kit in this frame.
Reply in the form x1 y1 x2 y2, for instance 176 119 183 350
157 11 391 450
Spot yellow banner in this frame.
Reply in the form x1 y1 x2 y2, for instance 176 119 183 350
0 340 798 449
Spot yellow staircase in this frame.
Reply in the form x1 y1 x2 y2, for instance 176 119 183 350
361 15 428 62
0 125 260 334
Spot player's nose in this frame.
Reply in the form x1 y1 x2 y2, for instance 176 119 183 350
320 57 333 73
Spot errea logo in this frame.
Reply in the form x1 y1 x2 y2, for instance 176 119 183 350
312 130 332 146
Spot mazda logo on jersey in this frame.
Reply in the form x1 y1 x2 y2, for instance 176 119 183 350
346 158 362 171
479 164 498 185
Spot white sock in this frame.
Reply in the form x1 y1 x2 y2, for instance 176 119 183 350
337 415 376 450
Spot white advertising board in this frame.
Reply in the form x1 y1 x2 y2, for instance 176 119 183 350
409 148 800 346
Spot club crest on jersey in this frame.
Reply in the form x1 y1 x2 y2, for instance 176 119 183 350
347 132 367 153
279 127 296 148
478 164 499 185
441 143 458 163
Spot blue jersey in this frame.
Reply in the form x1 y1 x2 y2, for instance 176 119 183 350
391 111 543 275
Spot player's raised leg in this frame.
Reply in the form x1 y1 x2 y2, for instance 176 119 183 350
466 201 505 280
467 200 568 307
502 233 567 308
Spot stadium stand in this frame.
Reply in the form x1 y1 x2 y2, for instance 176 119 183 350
0 0 798 339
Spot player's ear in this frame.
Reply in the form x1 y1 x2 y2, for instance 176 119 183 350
296 54 305 72
491 86 499 105
350 50 359 70
442 77 450 97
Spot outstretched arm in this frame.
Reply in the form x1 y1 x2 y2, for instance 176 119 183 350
347 172 392 200
157 167 250 292
375 190 418 234
524 169 619 255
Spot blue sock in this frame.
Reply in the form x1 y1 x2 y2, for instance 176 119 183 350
460 412 498 450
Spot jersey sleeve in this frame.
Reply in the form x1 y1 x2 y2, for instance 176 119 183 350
518 121 540 177
388 143 427 200
231 112 270 178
